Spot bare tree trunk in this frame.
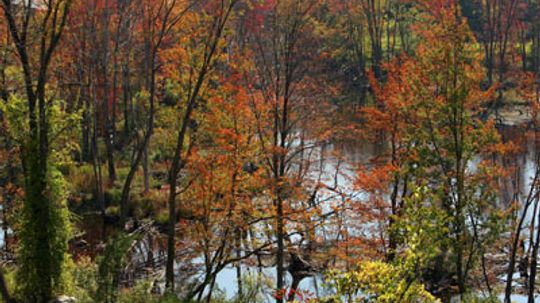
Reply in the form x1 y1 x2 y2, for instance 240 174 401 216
122 63 131 139
528 205 540 303
92 88 107 239
101 0 116 184
235 230 243 299
143 145 150 193
276 196 285 303
505 137 540 303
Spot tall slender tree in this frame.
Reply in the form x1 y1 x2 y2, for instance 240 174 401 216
164 0 239 292
1 0 73 302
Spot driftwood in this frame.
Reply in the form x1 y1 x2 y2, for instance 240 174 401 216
287 252 316 302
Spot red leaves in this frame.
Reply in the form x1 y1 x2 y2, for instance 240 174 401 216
355 163 396 195
272 288 316 302
244 0 276 31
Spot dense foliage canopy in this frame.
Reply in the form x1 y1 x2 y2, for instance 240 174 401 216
1 0 540 303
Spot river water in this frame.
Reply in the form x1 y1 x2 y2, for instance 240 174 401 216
208 125 540 302
1 125 540 302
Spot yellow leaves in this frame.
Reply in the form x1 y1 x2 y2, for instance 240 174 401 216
160 46 189 80
326 261 441 303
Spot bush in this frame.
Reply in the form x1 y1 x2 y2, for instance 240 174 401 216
154 209 169 226
104 187 123 206
95 232 141 302
118 281 158 303
460 294 500 303
105 206 120 217
70 257 98 303
69 164 96 194
69 164 97 208
133 189 167 218
324 262 440 303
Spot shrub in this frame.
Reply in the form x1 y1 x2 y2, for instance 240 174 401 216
69 164 97 196
324 262 440 303
104 187 123 206
154 209 169 226
70 257 98 303
105 206 120 217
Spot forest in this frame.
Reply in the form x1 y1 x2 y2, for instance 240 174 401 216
2 0 540 302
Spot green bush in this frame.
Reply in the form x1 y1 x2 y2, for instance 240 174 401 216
105 206 120 217
118 281 158 303
154 209 169 226
132 189 167 219
104 187 123 206
69 164 97 195
461 294 500 303
131 194 154 219
70 257 98 303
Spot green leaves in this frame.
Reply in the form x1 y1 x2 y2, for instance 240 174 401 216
16 164 73 302
396 185 449 271
96 231 143 303
323 186 446 303
0 94 82 165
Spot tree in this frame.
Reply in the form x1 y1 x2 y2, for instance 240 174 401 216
358 63 419 261
325 187 445 303
463 0 522 116
163 0 239 292
245 0 342 301
503 73 540 303
118 0 189 225
358 0 506 299
0 1 74 301
324 0 415 108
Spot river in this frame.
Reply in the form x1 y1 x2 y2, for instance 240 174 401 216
1 124 539 302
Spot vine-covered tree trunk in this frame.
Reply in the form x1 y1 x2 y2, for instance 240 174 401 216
1 1 73 301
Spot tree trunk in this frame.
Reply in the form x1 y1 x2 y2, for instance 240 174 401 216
164 2 236 289
119 64 155 224
143 145 150 193
235 230 243 299
276 196 285 303
505 155 540 303
528 206 540 303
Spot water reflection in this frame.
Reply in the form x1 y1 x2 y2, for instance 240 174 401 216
1 125 540 301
